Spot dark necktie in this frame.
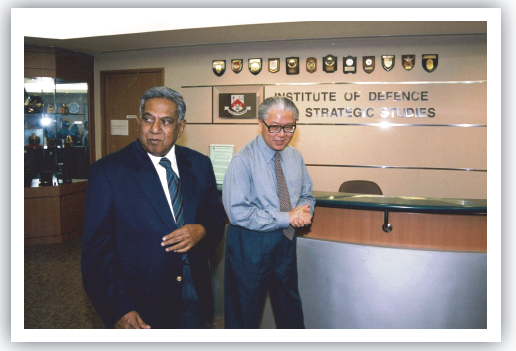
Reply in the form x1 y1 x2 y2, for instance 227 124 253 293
159 157 189 264
159 157 184 228
275 152 295 240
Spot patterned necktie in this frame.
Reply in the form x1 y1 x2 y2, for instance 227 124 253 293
159 157 184 228
275 152 295 240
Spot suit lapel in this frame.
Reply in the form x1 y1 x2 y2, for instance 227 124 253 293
176 146 198 225
133 141 177 229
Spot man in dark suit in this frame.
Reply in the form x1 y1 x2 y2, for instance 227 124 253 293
81 86 225 329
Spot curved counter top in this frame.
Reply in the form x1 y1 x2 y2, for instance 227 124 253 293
300 191 487 253
313 190 487 215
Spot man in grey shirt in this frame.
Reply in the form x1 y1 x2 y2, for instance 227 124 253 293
222 96 316 328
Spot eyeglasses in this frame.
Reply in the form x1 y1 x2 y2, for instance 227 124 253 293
262 120 296 133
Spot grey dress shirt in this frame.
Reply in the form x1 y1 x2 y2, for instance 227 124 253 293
222 135 315 232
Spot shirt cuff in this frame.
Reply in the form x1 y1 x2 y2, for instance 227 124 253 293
279 211 290 229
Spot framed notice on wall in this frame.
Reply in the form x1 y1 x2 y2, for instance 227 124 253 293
209 144 234 185
213 86 263 119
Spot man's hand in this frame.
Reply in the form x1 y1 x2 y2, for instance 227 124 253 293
162 224 206 253
289 204 312 227
115 311 151 329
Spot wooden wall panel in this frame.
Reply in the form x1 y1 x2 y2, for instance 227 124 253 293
298 207 487 252
24 182 88 245
60 192 86 235
24 197 61 238
24 46 56 77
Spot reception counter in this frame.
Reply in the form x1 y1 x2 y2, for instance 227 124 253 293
257 191 488 329
298 191 487 252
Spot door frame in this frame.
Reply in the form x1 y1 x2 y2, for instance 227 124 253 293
100 68 164 157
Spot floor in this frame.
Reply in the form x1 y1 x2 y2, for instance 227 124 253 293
24 236 223 329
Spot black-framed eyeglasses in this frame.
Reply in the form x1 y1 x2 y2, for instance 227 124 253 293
262 120 296 133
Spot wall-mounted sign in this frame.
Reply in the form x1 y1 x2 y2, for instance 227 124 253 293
268 58 280 73
363 56 375 74
110 120 129 136
382 55 395 71
422 54 439 73
343 56 357 74
264 82 486 125
209 144 234 185
306 57 317 73
231 59 243 73
286 57 299 75
249 58 262 75
219 93 256 117
216 91 260 119
212 60 226 76
402 55 415 71
214 53 439 77
323 55 337 73
213 86 263 122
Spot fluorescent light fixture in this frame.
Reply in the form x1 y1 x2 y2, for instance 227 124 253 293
24 77 55 93
55 83 88 94
24 79 88 94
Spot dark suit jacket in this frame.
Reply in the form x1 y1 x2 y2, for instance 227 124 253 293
81 140 225 328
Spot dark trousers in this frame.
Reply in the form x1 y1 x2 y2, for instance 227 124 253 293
224 224 305 329
177 263 206 329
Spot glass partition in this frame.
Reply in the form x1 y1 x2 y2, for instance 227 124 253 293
24 77 90 186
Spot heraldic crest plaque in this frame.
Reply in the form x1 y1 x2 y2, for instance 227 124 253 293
382 55 395 71
213 60 226 76
231 59 243 73
402 55 415 71
219 93 257 118
363 56 375 74
286 57 299 75
323 55 337 73
422 54 438 73
306 57 317 73
249 59 262 75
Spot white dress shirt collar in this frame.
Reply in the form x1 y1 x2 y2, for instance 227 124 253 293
147 144 179 177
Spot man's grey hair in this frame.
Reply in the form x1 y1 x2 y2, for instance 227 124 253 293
257 96 299 121
139 86 186 121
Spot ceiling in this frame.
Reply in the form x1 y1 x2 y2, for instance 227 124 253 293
24 21 487 55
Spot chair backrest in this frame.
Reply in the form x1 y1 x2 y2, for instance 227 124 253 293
338 180 383 195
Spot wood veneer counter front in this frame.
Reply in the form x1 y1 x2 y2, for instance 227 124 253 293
24 180 88 245
298 191 487 253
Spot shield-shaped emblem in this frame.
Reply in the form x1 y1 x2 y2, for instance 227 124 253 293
323 55 337 73
286 57 299 75
343 56 357 74
249 58 262 75
363 56 375 74
231 59 243 73
220 93 256 117
422 54 438 73
268 58 280 73
231 95 245 113
306 57 317 73
402 55 415 71
382 55 395 71
212 60 226 77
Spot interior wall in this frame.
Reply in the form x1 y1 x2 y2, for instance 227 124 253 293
94 32 487 199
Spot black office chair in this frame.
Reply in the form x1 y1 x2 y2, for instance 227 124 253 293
338 180 383 195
